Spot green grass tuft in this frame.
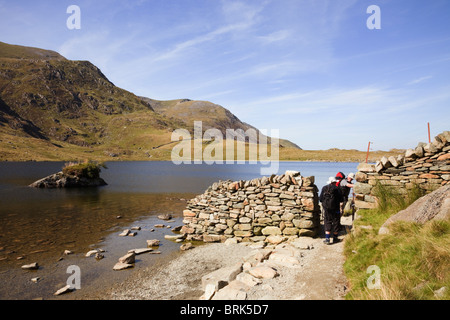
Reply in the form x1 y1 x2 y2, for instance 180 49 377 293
62 161 107 179
344 182 449 300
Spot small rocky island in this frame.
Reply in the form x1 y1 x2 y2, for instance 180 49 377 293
29 161 107 188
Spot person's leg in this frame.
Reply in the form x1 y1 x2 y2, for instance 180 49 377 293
338 198 347 232
332 210 340 243
323 209 332 244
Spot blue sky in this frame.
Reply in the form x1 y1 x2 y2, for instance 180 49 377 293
1 0 449 150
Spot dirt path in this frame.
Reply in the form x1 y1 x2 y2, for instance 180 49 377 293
281 229 348 300
103 216 351 300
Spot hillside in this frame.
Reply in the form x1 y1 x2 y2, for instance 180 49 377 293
0 41 395 163
140 97 301 150
0 41 303 161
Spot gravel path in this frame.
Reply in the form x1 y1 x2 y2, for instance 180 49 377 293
104 217 351 300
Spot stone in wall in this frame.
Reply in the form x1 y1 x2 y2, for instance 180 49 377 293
355 131 450 209
181 171 320 243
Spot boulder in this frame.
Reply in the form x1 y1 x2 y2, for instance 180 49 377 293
211 280 248 300
268 252 300 266
183 210 196 217
113 262 134 271
375 161 384 173
397 154 405 166
265 235 284 245
380 156 392 169
355 172 368 183
423 143 438 154
128 248 153 255
379 184 450 234
432 136 446 150
414 145 424 158
388 156 399 168
357 163 375 173
29 171 107 188
158 214 173 221
164 234 185 241
236 272 262 287
180 243 194 251
147 239 160 247
261 226 282 236
201 263 243 290
118 252 135 264
118 229 130 237
85 249 104 257
354 182 372 195
290 237 314 250
405 148 417 160
202 283 217 300
21 262 39 270
437 153 450 161
54 285 73 296
248 266 278 279
203 234 224 243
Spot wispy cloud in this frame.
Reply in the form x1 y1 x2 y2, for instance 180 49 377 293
257 30 291 44
237 85 424 119
407 76 432 85
152 22 252 62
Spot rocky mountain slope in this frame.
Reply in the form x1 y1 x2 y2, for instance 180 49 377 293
141 97 301 149
0 41 299 161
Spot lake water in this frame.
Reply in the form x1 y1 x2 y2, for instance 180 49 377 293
0 161 358 300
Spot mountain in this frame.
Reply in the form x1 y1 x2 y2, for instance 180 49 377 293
0 41 300 161
141 98 302 149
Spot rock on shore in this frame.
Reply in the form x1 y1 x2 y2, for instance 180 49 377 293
29 171 107 188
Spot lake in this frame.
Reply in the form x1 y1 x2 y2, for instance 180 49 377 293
0 161 358 300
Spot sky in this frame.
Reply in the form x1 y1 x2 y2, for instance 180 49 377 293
1 0 449 151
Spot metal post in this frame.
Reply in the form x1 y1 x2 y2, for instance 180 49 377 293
365 142 372 163
428 123 431 143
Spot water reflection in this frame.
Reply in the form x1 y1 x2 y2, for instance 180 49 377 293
0 161 358 299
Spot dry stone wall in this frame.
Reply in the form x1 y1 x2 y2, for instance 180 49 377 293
355 131 450 209
181 171 320 243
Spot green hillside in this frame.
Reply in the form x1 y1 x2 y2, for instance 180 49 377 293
0 41 394 163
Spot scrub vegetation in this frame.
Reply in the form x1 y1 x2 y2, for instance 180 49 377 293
344 182 449 300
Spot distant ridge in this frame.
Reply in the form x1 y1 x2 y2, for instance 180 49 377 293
0 41 65 61
0 41 300 161
140 97 302 150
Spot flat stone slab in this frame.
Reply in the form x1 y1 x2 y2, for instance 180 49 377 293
113 262 134 271
128 248 154 255
248 266 278 279
201 263 243 290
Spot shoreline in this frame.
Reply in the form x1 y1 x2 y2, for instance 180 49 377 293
0 148 398 164
94 216 352 301
0 159 368 164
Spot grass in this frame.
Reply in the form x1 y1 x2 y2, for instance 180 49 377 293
0 126 400 163
62 160 107 179
344 182 449 300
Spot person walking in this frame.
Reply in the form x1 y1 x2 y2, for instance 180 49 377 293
339 173 355 217
319 177 344 245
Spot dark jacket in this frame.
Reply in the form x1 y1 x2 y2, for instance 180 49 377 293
319 183 344 211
